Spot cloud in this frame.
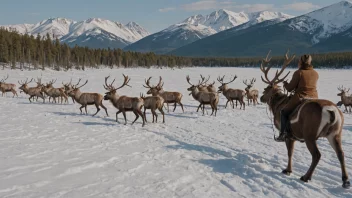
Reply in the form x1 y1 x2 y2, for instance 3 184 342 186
230 4 275 13
158 7 176 12
281 2 320 11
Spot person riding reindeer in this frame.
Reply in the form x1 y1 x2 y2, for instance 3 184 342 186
276 54 319 141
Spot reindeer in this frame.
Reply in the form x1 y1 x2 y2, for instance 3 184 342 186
62 79 77 104
243 78 259 106
103 75 145 126
140 93 165 123
42 79 68 104
186 75 219 116
260 50 350 188
67 79 108 116
144 77 184 113
337 86 352 113
217 75 246 110
199 75 217 93
18 78 45 103
0 74 18 97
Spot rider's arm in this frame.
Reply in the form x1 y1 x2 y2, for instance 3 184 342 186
284 70 300 92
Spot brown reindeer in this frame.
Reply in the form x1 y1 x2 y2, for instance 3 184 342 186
0 74 18 97
243 78 259 106
186 75 219 116
103 75 145 126
42 79 68 104
140 93 165 123
62 79 78 104
260 50 350 188
217 75 246 110
337 86 352 113
18 78 45 103
67 79 108 116
198 75 217 93
144 76 184 113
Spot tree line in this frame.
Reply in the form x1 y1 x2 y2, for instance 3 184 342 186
1 27 352 70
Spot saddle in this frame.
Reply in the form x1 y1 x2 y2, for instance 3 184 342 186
285 98 311 143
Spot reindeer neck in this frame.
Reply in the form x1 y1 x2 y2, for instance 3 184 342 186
268 91 288 114
74 90 83 100
192 88 200 98
222 85 230 93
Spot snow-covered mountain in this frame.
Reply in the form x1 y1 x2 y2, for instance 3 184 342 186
289 0 352 44
1 18 150 48
125 9 292 54
171 1 352 57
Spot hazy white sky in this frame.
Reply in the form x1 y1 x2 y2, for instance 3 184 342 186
0 0 344 33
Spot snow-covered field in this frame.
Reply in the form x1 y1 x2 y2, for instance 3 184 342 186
0 67 352 198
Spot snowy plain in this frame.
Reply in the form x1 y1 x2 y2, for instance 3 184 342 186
0 67 352 198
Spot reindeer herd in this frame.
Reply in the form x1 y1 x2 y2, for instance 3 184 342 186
0 73 261 126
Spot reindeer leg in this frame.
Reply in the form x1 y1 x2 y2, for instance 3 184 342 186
282 139 295 175
167 103 170 112
143 108 148 122
122 111 127 125
137 108 145 127
196 104 202 112
151 108 157 123
93 103 101 116
29 96 33 103
116 110 122 122
131 110 139 125
173 102 177 112
79 105 84 114
236 100 238 108
179 102 184 113
328 134 350 188
225 100 229 109
300 140 321 182
159 107 165 123
100 102 108 117
72 97 75 104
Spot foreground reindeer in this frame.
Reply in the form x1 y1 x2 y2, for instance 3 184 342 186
18 78 45 103
144 77 184 113
0 74 18 97
260 50 350 188
186 75 219 116
217 75 246 110
243 78 259 106
42 79 68 104
67 79 108 116
103 75 145 126
140 93 165 123
337 86 352 113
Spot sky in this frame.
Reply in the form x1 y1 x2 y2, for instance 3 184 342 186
0 0 343 33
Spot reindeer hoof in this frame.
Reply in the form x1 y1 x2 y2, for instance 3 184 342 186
300 176 311 182
343 181 351 189
282 169 292 176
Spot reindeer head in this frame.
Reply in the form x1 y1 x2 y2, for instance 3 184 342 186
143 76 163 95
243 78 256 91
67 78 88 97
34 77 44 88
186 75 205 94
18 78 33 90
46 79 57 88
140 93 146 100
217 75 237 92
260 50 295 103
62 79 73 91
0 74 9 86
337 86 350 97
103 74 131 100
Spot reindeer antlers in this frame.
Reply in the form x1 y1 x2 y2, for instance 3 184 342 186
217 75 237 85
1 74 9 82
114 74 131 90
243 78 256 86
103 75 116 91
18 78 33 85
338 85 350 93
143 77 153 88
260 49 295 85
200 74 210 85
